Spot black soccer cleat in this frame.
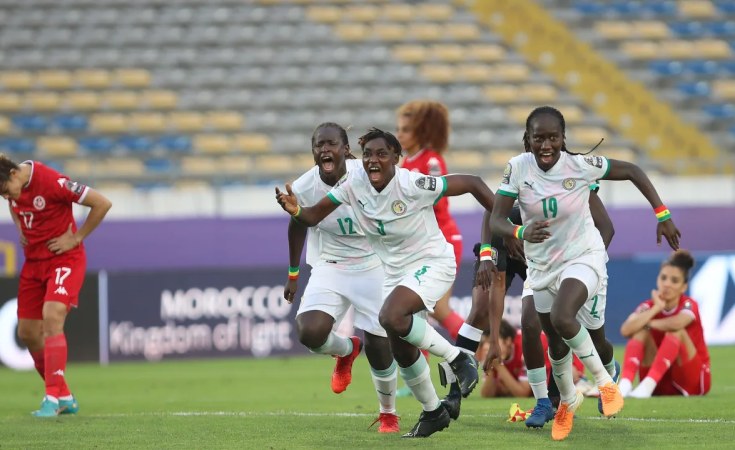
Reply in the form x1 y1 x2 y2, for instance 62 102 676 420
440 392 461 421
402 406 451 438
448 352 479 398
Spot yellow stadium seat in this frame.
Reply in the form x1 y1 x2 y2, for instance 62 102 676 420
334 24 370 41
373 24 407 41
293 154 316 171
601 147 636 162
595 21 631 40
419 64 455 83
483 85 519 104
712 80 735 99
233 133 272 153
446 150 483 171
693 39 731 59
101 158 145 176
114 69 151 88
392 45 428 63
558 105 585 124
493 63 531 81
507 105 531 124
0 71 33 90
26 92 61 111
37 136 77 157
90 113 128 133
489 149 520 168
660 40 695 58
206 111 244 131
409 23 442 41
220 156 252 173
76 69 112 89
254 155 292 174
0 93 21 111
181 156 220 175
168 112 205 132
459 64 494 82
129 112 166 133
569 126 609 146
344 5 379 21
524 84 558 102
620 41 658 59
305 6 341 23
634 21 669 39
102 91 140 110
193 134 233 154
93 181 135 191
432 45 465 62
467 44 506 62
174 180 211 190
64 159 94 177
417 3 454 21
678 0 716 18
36 70 73 90
382 4 413 21
141 90 178 109
64 92 101 111
0 116 10 135
444 23 481 41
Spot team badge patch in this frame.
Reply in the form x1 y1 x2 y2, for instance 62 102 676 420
563 178 576 190
33 195 46 210
415 176 437 191
64 179 86 195
583 155 604 168
502 163 512 185
392 200 407 215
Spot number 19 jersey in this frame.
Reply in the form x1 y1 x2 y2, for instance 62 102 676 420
497 152 610 271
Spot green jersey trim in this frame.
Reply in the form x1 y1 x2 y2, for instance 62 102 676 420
498 189 518 199
602 156 611 179
326 192 341 205
434 176 448 205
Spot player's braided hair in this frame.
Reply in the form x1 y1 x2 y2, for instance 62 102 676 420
522 106 603 155
358 127 402 157
311 122 355 160
0 155 19 184
663 249 695 281
396 100 450 154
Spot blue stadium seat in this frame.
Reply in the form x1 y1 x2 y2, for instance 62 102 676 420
645 2 677 16
683 60 719 75
669 22 704 38
144 158 175 173
716 2 735 15
79 136 115 154
45 161 64 173
157 134 192 153
649 60 683 76
118 135 154 153
573 1 606 16
706 21 735 37
703 103 735 118
0 137 35 153
54 114 88 132
730 125 735 137
11 114 48 132
611 2 643 16
678 81 710 96
721 60 735 74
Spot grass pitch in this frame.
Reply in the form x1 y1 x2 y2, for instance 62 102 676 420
1 346 734 449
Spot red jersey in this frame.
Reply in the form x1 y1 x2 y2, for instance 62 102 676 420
635 294 710 366
401 149 460 239
10 161 88 261
500 331 585 382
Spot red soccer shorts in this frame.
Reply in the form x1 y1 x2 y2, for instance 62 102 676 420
17 252 87 320
640 351 711 396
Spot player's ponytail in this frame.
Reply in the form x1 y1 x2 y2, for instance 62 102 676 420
664 249 695 281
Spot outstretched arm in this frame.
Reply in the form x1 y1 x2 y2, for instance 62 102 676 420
275 183 339 226
443 174 495 211
589 191 614 249
603 159 680 249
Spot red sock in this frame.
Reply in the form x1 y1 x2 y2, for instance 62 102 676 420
621 339 644 382
646 333 681 383
30 349 45 380
440 312 464 341
420 349 430 362
44 334 70 399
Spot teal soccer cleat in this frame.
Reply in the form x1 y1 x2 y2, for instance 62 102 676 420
32 398 59 418
59 396 79 415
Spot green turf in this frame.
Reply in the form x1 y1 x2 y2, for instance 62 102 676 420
1 346 734 449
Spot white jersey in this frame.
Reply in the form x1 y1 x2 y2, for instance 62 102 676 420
498 152 610 271
291 159 379 270
326 167 455 279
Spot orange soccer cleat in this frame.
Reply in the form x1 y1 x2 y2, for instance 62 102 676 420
599 382 624 417
331 336 362 394
551 391 584 441
370 412 400 433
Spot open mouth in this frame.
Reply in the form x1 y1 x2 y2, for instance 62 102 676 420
539 152 554 165
320 155 335 173
367 165 381 183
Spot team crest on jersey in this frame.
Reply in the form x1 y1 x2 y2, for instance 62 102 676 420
415 176 436 191
33 195 45 210
502 163 512 185
562 178 576 190
583 155 604 168
392 200 407 215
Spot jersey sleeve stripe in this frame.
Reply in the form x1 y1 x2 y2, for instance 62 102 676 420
326 192 341 205
77 186 90 204
434 176 448 205
497 189 518 199
602 156 611 179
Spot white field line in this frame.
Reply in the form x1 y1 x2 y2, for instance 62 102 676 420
88 411 735 425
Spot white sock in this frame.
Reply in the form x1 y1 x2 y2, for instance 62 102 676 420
549 349 577 404
619 378 633 398
59 395 74 401
564 327 613 387
45 395 59 404
629 377 656 398
401 315 460 362
311 332 351 357
457 323 483 342
399 354 441 412
527 367 549 400
371 361 398 414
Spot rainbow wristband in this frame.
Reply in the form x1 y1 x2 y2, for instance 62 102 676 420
654 205 671 223
292 205 302 217
479 244 495 261
288 266 299 280
513 225 526 240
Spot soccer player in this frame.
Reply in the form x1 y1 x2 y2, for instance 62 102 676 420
396 100 465 340
284 122 398 433
477 319 585 398
486 106 680 440
276 128 495 438
618 249 710 398
0 156 112 417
